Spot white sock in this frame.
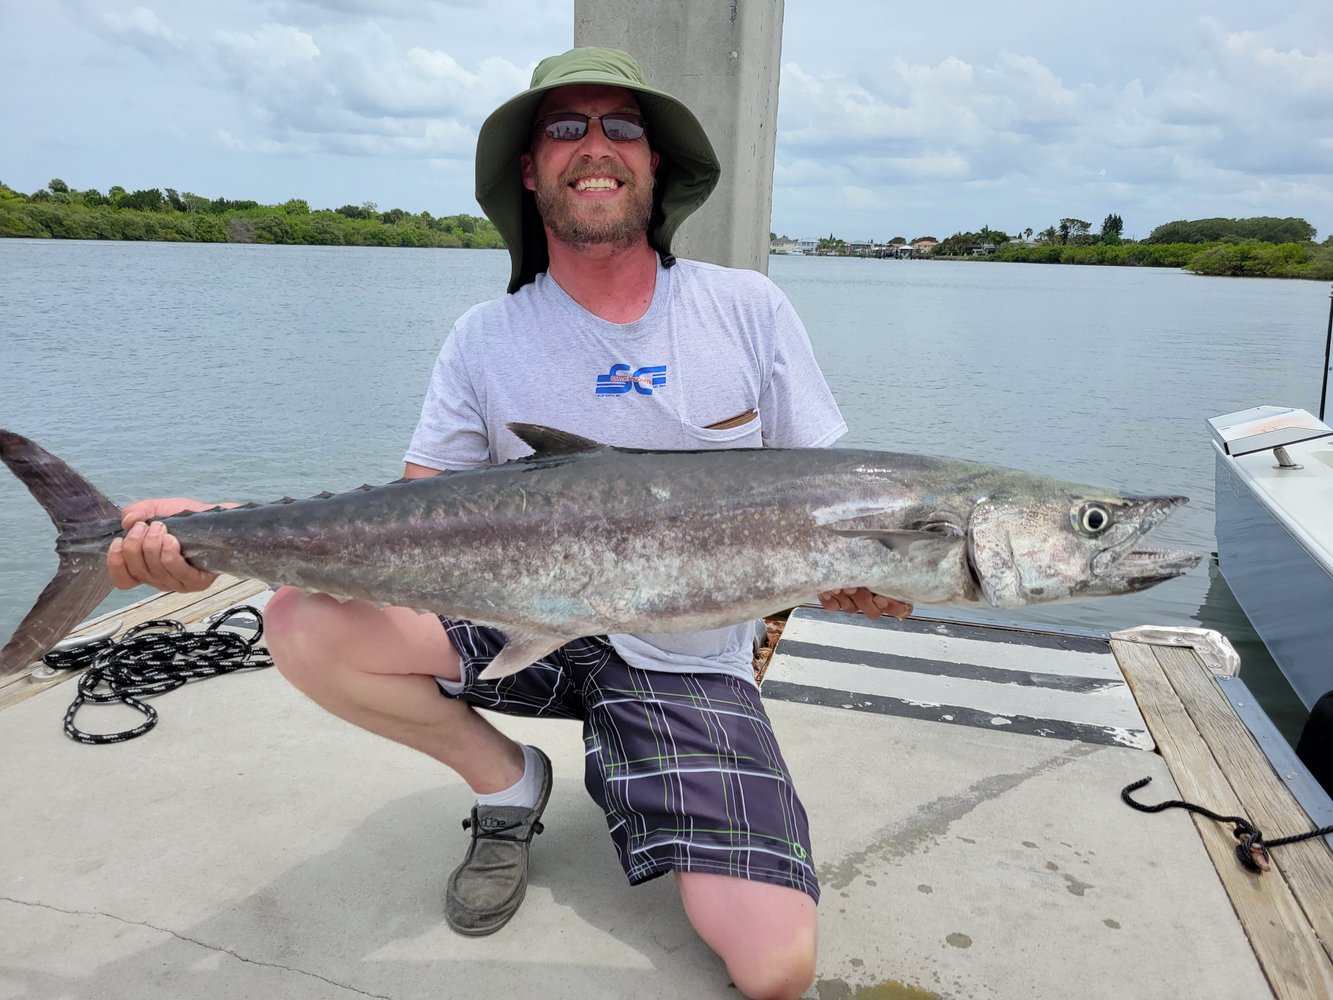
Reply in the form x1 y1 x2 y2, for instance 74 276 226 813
476 744 546 809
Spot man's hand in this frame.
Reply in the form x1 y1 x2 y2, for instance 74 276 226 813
108 498 234 593
818 588 912 621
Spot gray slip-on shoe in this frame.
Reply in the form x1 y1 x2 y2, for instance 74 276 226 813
445 746 552 936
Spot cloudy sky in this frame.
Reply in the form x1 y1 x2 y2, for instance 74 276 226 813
3 1 1330 242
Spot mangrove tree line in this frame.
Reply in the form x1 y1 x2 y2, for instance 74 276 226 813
0 179 506 249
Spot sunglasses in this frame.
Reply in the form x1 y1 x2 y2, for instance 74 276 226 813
533 112 647 143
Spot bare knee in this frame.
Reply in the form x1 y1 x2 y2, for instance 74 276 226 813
263 586 459 695
678 873 817 1000
724 927 816 1000
264 586 340 690
263 584 315 642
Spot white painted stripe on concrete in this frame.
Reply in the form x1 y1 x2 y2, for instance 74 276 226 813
767 653 1150 736
781 615 1120 680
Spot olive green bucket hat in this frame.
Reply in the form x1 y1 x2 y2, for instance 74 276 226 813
475 46 721 293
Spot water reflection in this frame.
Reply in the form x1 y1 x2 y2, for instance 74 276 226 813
2 242 1323 745
1192 555 1308 745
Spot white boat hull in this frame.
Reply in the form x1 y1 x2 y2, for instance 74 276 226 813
1210 406 1333 711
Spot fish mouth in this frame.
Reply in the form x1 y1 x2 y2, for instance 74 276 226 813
1091 496 1200 586
1110 547 1202 586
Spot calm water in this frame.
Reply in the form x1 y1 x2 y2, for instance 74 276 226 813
1 241 1325 738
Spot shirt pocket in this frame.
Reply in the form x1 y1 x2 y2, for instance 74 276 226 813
679 407 764 448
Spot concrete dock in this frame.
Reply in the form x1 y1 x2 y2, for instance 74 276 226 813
1 579 1329 999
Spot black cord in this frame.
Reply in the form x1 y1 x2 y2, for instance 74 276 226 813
45 606 273 744
1122 776 1333 873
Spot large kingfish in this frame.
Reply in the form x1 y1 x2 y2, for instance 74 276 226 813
0 424 1199 680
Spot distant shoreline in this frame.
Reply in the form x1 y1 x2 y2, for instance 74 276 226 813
6 194 1330 279
6 230 1328 280
771 241 1333 280
0 233 501 250
1 186 506 251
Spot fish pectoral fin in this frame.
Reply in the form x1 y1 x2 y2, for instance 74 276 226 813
476 629 570 681
825 528 959 553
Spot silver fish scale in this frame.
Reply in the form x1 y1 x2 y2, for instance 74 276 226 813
2 424 1197 680
140 447 981 635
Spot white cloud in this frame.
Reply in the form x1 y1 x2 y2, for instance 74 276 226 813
192 16 535 168
769 8 1333 239
216 127 290 156
4 2 1330 236
214 22 321 67
272 0 484 20
841 186 886 211
99 5 184 56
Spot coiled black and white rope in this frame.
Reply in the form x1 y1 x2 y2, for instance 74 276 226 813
42 606 273 744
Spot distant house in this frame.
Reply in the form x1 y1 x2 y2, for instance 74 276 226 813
769 237 798 254
911 239 939 254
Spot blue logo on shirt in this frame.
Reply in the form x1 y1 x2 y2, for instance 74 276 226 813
596 364 667 396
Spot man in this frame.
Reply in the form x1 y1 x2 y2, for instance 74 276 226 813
111 47 906 1000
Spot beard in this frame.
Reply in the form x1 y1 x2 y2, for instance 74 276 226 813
533 161 656 252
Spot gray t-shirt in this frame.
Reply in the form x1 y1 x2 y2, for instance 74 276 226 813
406 256 847 681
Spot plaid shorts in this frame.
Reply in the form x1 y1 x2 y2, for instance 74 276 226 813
437 618 819 902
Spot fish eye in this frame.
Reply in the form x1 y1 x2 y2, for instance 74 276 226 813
1077 502 1112 535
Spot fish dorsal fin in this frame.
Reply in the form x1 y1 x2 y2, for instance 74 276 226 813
507 423 604 458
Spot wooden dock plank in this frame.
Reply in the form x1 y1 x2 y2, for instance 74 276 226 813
1152 643 1333 964
1114 638 1333 1000
0 577 271 711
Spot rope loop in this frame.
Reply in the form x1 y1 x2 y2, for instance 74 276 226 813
1122 776 1332 874
44 605 273 745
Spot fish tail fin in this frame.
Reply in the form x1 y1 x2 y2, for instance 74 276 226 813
1 430 122 679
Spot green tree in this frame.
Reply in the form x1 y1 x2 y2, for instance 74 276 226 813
0 181 524 252
48 178 70 194
1146 216 1315 244
121 188 166 212
304 214 345 245
192 215 227 242
1100 213 1124 243
0 203 44 236
1058 218 1092 245
936 232 980 255
254 214 295 244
